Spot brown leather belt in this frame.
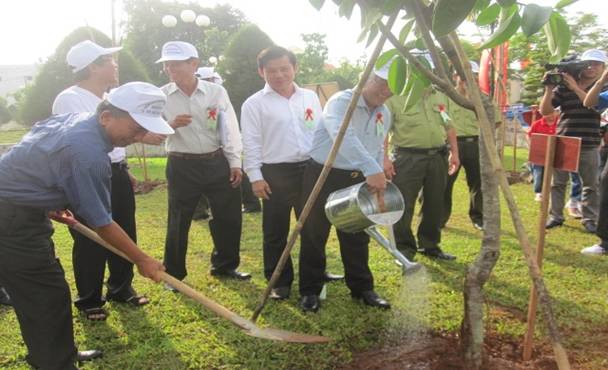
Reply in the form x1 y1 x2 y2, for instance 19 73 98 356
168 149 222 160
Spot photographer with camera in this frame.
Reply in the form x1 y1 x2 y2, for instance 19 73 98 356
540 49 608 233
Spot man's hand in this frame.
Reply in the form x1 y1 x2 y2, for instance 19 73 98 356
562 73 578 91
448 152 460 176
140 133 166 145
366 172 387 194
128 171 137 191
252 180 272 200
171 114 193 129
383 156 396 180
229 168 242 188
134 256 165 283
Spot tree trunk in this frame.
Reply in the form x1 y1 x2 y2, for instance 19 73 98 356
460 98 501 369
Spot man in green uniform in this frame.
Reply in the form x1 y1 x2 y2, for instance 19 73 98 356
442 62 483 230
385 87 459 261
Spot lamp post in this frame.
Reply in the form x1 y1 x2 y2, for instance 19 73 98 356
162 10 210 28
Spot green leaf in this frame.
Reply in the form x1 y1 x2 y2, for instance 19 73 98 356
544 11 571 63
365 24 379 48
555 0 578 9
496 0 516 7
476 3 501 26
521 4 552 37
357 27 369 43
309 0 326 11
362 7 383 29
388 56 407 95
382 0 403 15
414 37 426 50
398 19 415 43
338 0 355 19
376 49 399 69
431 0 477 37
478 10 521 49
402 75 427 112
473 0 491 13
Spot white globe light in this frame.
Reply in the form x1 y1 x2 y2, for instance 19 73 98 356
195 14 210 27
209 56 218 64
180 9 196 23
162 15 177 28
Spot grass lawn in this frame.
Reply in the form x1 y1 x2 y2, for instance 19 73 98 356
0 129 29 144
1 148 607 369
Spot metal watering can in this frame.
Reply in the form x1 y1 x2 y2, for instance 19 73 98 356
324 182 421 274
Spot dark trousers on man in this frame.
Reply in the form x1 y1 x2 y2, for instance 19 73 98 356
597 159 608 246
442 136 482 226
70 162 136 310
299 160 374 296
164 151 242 280
260 161 307 288
0 201 78 370
391 147 449 259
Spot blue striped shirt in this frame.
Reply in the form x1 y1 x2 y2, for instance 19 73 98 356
0 113 113 228
310 89 390 176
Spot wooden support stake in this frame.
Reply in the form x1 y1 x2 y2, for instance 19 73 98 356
523 135 556 360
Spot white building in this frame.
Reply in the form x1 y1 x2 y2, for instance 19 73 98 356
0 65 38 100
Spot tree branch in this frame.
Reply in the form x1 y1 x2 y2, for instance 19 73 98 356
410 0 449 81
375 21 474 110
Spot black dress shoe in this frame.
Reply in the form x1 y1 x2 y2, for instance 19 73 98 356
299 295 320 312
323 271 344 282
545 219 564 229
76 349 103 363
421 248 456 260
269 286 291 300
583 221 597 234
352 290 391 309
0 287 11 306
242 205 261 213
210 269 252 280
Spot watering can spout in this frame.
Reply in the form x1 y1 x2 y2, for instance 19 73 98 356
364 226 421 275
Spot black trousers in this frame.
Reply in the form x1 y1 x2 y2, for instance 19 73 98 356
597 159 608 246
260 161 307 288
442 137 483 226
0 201 77 370
391 147 449 258
164 153 242 280
299 161 374 296
70 163 136 310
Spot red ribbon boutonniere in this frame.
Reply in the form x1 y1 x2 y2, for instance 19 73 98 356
207 107 218 130
437 104 450 124
375 112 384 136
305 108 314 121
304 107 315 129
207 108 217 121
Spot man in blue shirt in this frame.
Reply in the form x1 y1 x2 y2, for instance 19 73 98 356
0 82 173 370
582 61 608 255
298 65 393 313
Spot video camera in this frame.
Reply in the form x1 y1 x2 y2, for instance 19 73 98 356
542 55 591 86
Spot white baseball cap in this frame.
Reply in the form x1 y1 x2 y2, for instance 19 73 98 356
156 41 199 63
196 66 215 79
374 58 395 80
66 40 122 73
470 61 480 73
106 82 174 135
581 49 608 63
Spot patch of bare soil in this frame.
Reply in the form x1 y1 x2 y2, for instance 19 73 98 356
339 331 564 370
134 180 165 194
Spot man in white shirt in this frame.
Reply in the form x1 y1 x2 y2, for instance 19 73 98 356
52 40 151 321
241 46 331 299
157 41 250 282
